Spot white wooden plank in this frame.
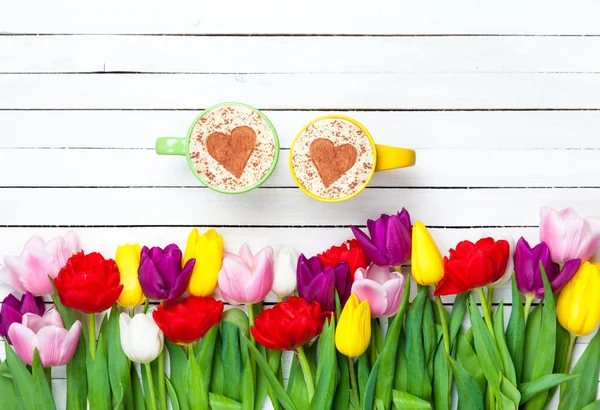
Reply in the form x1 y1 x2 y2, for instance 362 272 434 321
1 110 599 149
2 73 600 110
2 187 598 226
2 36 600 74
1 148 598 188
2 0 600 35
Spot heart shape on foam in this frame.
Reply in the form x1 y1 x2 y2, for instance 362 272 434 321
206 126 257 178
309 138 358 188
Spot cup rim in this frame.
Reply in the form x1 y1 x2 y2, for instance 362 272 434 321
288 114 378 203
183 102 280 194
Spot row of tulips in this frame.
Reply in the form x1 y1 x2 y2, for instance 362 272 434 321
0 207 599 410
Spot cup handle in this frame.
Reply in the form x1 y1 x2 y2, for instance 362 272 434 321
155 137 187 156
374 144 416 172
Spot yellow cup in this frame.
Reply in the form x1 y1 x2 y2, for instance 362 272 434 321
289 114 416 202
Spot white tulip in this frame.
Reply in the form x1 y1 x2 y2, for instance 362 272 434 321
482 232 515 289
119 311 164 364
271 245 300 298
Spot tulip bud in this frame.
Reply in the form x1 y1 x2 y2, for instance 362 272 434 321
115 244 146 309
271 245 299 298
184 228 224 297
411 221 444 286
335 294 371 357
556 261 600 336
119 311 164 364
352 264 405 317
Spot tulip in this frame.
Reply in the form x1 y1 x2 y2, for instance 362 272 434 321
217 244 274 305
410 221 444 286
153 296 223 345
184 228 223 297
8 308 81 367
0 292 45 344
297 254 351 312
540 207 600 264
251 296 325 350
514 237 580 299
335 293 371 357
119 311 164 364
318 239 369 280
486 234 515 289
434 237 510 296
138 244 195 302
351 264 404 317
115 244 146 309
54 251 123 314
0 232 81 296
350 209 412 267
557 262 600 336
271 245 300 298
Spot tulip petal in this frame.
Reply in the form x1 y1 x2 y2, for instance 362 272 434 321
17 248 55 296
218 256 253 304
351 226 385 265
120 314 133 360
8 323 37 365
57 320 81 366
0 304 23 340
366 264 392 285
382 276 405 317
351 279 387 317
42 309 64 328
244 247 274 304
37 325 70 367
22 313 47 334
238 243 255 268
168 258 194 300
139 258 167 300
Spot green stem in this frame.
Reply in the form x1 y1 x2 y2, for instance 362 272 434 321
296 346 315 402
435 295 451 355
157 349 167 410
277 296 284 303
144 362 159 410
88 313 96 361
143 299 150 314
523 294 534 323
370 319 379 366
487 287 494 314
246 303 257 382
347 355 360 409
476 288 496 342
44 366 52 386
560 333 577 396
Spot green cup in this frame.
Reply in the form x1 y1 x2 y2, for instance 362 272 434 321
156 102 280 194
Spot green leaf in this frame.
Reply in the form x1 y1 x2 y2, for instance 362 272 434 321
131 366 146 410
209 393 243 410
499 373 521 409
358 352 370 402
519 373 579 403
432 338 451 410
31 349 56 410
106 306 133 410
449 292 468 347
525 265 556 410
198 323 219 394
256 347 282 410
334 352 351 410
505 274 525 384
393 329 408 393
456 330 485 393
87 333 111 410
288 353 310 409
493 301 517 385
362 358 381 410
522 303 542 383
374 277 411 409
244 336 297 410
423 299 437 379
559 329 600 410
311 316 338 410
211 335 225 396
392 390 432 409
5 339 37 410
187 345 209 410
405 285 432 401
222 308 250 337
448 355 484 410
221 321 243 401
546 321 571 407
165 377 180 410
583 400 600 410
240 337 254 410
0 360 18 410
165 340 189 410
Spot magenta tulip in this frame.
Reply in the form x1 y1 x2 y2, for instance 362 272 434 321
351 264 405 317
217 244 274 305
539 207 600 264
8 308 81 367
0 292 45 344
0 232 81 296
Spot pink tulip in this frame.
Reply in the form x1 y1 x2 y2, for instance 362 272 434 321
217 244 274 305
0 232 81 296
540 207 600 264
8 308 81 367
351 264 405 317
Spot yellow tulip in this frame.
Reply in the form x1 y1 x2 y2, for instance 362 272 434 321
335 294 371 357
115 244 146 309
557 261 600 336
411 221 444 286
184 228 223 297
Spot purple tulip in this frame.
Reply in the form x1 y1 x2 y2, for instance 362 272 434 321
296 254 351 311
514 237 580 299
138 244 195 301
351 209 412 267
0 292 45 344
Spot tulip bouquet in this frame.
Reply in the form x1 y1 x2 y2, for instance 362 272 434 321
0 207 599 410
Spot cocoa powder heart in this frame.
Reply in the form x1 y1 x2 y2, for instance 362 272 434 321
309 138 358 187
206 126 257 178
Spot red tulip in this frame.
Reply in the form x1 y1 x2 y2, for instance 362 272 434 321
434 238 510 296
250 296 326 351
54 251 123 314
152 296 223 345
318 239 369 280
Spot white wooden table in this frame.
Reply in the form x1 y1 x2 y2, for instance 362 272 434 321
1 1 599 408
